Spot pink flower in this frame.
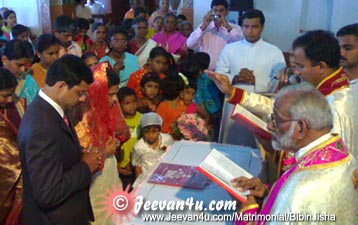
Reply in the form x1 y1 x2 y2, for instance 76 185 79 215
172 113 208 141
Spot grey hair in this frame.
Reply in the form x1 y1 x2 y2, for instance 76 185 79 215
179 21 193 30
276 82 333 130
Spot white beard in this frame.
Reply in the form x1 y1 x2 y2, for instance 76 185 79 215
271 121 297 150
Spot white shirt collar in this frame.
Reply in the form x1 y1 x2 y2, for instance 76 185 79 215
38 89 65 118
242 38 263 47
295 133 333 161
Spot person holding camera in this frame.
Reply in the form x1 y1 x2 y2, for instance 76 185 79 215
186 0 243 70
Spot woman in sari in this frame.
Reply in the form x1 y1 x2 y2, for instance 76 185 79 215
148 0 172 28
2 39 36 109
152 13 187 57
75 62 130 225
88 22 109 59
124 0 139 19
128 17 158 66
31 33 59 89
0 68 23 224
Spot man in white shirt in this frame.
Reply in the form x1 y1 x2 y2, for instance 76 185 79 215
216 9 286 146
87 0 105 23
53 15 83 57
75 0 92 22
186 0 243 70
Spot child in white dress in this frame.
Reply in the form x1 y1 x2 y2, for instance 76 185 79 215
132 112 174 187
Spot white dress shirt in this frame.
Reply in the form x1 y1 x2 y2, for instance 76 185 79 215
39 89 64 118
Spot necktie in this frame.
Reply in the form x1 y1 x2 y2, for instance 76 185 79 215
63 114 70 127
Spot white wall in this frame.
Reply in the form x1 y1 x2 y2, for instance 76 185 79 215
193 0 358 52
259 0 358 52
256 0 303 52
192 0 210 29
331 0 358 33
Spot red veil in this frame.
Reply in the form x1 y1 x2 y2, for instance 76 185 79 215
83 62 130 169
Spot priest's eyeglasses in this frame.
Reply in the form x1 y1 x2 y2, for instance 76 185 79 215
270 113 300 127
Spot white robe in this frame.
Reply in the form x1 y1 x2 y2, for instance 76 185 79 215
269 134 358 224
216 38 286 146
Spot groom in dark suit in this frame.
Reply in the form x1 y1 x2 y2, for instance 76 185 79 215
18 55 100 225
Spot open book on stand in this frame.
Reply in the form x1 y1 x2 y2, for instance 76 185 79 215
197 149 253 203
148 163 208 190
231 104 272 140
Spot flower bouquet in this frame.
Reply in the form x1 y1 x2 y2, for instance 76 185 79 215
172 113 208 141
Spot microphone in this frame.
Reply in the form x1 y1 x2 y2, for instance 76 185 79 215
273 69 301 85
270 69 301 93
288 74 301 84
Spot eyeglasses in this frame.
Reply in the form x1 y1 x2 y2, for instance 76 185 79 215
112 38 127 44
270 113 300 127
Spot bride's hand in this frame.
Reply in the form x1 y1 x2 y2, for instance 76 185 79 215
105 137 121 156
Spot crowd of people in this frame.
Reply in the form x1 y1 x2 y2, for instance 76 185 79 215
0 0 358 224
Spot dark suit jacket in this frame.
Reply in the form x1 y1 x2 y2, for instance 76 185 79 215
18 95 94 225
